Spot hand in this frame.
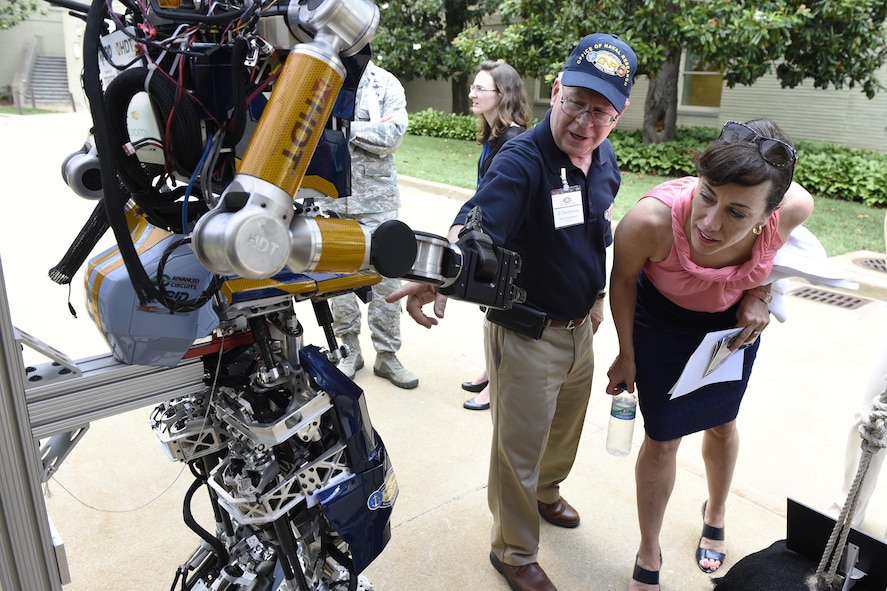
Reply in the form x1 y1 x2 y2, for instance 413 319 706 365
590 297 604 334
733 291 771 349
386 282 448 328
606 354 636 395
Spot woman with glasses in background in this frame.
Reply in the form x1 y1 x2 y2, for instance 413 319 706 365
461 60 531 411
605 119 813 591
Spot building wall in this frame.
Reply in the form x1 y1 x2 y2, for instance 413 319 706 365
63 10 89 111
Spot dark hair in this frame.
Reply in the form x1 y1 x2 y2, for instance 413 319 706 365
474 60 531 145
695 118 795 212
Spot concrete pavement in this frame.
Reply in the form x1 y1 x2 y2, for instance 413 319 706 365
2 112 886 590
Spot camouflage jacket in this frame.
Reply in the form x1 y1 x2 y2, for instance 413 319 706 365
322 61 408 215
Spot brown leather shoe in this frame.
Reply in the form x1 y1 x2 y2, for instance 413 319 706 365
537 498 580 528
490 552 557 591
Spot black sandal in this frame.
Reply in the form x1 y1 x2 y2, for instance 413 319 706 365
632 554 660 589
696 501 726 574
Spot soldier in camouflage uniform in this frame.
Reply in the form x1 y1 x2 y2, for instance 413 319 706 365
320 60 417 389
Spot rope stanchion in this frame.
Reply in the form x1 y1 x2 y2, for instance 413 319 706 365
810 377 887 590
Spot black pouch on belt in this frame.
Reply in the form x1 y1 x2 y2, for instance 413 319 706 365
485 303 547 340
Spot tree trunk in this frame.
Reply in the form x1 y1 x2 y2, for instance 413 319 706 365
452 75 469 114
642 49 681 144
444 0 470 114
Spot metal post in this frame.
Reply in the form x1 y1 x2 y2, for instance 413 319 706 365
0 256 63 591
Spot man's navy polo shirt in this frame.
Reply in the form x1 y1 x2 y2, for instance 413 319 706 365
453 110 620 321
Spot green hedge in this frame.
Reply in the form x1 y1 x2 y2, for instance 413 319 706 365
408 108 887 208
609 128 887 208
407 108 477 142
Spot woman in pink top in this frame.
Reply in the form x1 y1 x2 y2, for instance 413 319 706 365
606 119 814 591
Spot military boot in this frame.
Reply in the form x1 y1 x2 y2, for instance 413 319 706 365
373 352 419 389
337 334 364 379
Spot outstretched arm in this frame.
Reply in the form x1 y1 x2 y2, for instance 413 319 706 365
386 282 449 329
606 198 671 394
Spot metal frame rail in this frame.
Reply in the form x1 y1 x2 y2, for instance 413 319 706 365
0 257 206 590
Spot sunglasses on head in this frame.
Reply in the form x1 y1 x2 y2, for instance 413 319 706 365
718 121 798 168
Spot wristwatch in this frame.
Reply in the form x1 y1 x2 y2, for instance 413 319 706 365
746 287 772 304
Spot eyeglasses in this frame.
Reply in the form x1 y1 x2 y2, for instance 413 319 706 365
718 121 797 168
559 97 618 127
469 85 498 94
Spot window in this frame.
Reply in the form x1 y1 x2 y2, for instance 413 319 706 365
679 51 723 110
534 79 553 104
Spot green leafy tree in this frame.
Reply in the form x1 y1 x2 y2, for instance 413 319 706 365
623 0 887 143
454 0 887 143
0 0 40 29
372 0 499 114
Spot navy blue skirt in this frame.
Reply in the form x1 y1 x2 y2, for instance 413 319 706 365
634 271 760 441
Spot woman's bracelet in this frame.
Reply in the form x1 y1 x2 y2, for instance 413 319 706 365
746 287 772 304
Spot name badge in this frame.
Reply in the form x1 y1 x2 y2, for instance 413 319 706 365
551 186 584 229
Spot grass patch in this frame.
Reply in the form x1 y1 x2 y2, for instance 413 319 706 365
805 197 885 255
614 172 671 219
398 134 885 256
0 104 61 115
398 135 481 191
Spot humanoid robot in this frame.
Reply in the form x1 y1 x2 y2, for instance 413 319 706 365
13 0 525 588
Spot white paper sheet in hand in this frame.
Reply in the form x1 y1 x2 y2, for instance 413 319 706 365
668 328 745 400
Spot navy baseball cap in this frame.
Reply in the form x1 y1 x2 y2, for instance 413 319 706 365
562 33 637 112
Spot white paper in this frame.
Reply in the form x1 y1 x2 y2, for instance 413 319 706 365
668 328 745 400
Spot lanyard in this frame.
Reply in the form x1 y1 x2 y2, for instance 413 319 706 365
477 140 492 188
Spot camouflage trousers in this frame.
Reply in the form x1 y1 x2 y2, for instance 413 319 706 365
329 210 403 354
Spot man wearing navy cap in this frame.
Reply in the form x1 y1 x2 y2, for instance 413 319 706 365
389 33 637 591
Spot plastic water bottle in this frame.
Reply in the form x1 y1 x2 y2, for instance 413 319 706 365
606 390 637 457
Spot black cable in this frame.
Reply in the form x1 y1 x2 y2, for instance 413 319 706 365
311 299 340 354
155 236 222 313
323 530 357 591
168 567 182 591
48 199 110 285
83 0 187 306
83 0 151 304
199 456 234 538
103 66 204 227
183 477 228 571
272 518 312 591
147 0 253 25
223 36 248 148
247 316 277 368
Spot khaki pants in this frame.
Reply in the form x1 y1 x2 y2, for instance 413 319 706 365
485 316 594 565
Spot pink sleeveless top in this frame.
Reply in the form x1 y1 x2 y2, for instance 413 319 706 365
642 177 784 313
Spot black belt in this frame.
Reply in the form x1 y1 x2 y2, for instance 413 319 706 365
546 313 588 329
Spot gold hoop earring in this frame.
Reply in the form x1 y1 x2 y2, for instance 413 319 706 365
753 223 763 236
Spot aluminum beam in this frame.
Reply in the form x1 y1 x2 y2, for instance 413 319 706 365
26 353 206 439
0 257 63 591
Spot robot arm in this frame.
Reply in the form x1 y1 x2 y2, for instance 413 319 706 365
189 0 392 280
57 0 528 331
